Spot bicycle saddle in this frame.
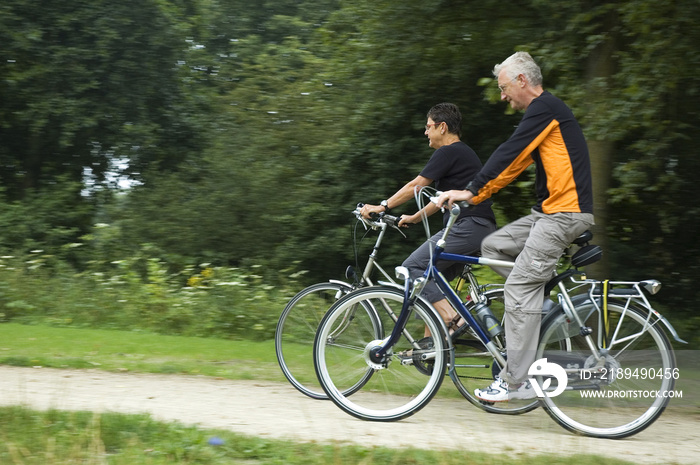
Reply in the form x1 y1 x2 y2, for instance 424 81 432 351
571 244 603 268
572 230 593 246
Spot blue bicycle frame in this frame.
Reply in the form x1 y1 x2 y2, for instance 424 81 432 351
375 204 511 368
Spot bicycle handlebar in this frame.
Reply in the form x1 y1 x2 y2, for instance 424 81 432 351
429 192 472 212
353 204 402 231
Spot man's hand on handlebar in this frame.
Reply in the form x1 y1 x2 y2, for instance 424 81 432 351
436 189 474 209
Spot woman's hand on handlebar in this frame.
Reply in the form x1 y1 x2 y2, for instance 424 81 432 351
397 213 420 228
359 203 386 219
436 189 474 209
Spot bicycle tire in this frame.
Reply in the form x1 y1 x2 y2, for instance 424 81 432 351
536 296 676 438
314 285 448 422
275 281 355 399
449 288 540 415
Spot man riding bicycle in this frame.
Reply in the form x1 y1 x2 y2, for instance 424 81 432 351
438 51 594 402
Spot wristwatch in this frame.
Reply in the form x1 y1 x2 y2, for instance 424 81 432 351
380 200 390 213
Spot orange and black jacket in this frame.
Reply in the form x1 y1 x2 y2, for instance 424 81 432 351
467 91 594 215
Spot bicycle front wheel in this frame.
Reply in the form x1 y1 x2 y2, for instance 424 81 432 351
536 297 676 438
276 282 354 399
314 286 448 422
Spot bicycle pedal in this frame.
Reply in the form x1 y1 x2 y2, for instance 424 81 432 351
395 350 415 365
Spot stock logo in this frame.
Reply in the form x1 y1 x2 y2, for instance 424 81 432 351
528 358 568 398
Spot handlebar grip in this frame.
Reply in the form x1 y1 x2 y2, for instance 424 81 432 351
369 212 399 225
430 193 473 211
383 214 400 227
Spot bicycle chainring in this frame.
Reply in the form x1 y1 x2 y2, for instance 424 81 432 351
412 337 436 376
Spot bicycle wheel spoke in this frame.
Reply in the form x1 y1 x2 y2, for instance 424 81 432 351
276 283 350 399
314 286 447 421
537 297 675 438
449 288 540 415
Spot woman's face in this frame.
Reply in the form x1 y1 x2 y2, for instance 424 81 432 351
424 118 444 149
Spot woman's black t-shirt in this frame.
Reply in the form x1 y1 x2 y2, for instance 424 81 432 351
420 141 496 225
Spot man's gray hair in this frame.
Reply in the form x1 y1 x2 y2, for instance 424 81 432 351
493 51 543 87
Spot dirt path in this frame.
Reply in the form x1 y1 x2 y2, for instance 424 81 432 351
1 366 697 464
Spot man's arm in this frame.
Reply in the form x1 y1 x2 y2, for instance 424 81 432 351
469 99 555 203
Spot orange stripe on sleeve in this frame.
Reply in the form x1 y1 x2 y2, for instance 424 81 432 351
473 120 560 204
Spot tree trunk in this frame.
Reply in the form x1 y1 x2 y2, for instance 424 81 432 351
584 14 618 279
587 139 612 278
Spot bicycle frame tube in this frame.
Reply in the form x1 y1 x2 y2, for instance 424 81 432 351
556 280 604 362
360 220 396 285
438 253 515 271
372 205 515 362
375 275 420 357
430 248 508 368
432 263 488 342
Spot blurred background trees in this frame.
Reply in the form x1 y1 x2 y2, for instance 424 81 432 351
1 0 698 340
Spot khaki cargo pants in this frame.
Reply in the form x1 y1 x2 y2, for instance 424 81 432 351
481 209 594 385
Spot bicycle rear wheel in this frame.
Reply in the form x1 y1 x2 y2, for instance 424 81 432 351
314 286 448 422
275 282 354 399
536 297 676 438
450 288 540 415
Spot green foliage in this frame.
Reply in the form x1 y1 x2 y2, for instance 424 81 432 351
0 0 204 197
0 250 304 340
0 0 698 343
0 180 94 259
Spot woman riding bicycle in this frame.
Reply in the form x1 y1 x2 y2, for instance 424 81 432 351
361 102 496 335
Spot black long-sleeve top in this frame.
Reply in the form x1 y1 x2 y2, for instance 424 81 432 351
467 91 593 215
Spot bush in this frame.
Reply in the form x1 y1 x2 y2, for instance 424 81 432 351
0 248 305 341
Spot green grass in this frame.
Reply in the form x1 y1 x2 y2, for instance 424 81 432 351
0 323 506 403
0 406 639 465
0 323 286 382
2 323 697 406
0 322 695 465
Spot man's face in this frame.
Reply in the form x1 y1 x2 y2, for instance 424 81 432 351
497 69 525 111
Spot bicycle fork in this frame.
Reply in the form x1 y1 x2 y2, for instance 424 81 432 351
370 268 427 364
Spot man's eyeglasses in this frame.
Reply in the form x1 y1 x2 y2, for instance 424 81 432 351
425 122 442 131
498 76 518 93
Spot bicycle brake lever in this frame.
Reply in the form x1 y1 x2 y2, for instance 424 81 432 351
393 224 407 239
352 208 369 230
381 214 407 238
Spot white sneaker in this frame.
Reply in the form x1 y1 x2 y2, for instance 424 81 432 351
474 377 509 402
474 377 536 402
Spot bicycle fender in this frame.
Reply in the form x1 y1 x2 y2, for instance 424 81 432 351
650 310 688 344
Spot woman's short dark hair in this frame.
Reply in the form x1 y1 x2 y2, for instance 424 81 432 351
427 103 462 137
